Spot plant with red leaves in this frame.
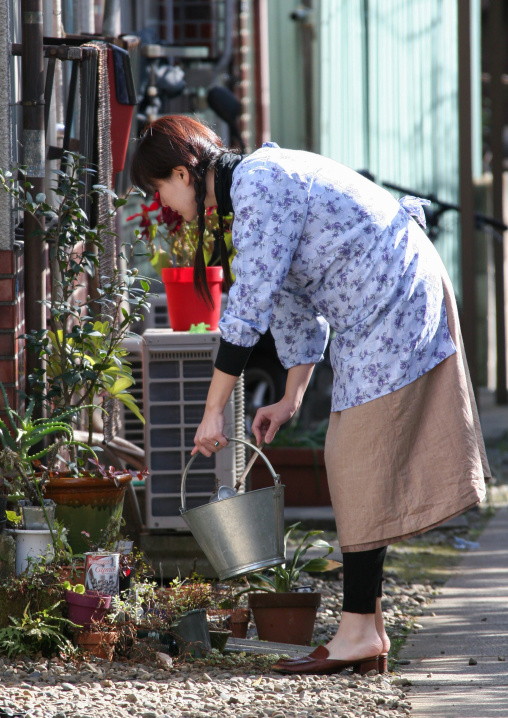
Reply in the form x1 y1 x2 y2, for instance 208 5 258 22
127 193 232 274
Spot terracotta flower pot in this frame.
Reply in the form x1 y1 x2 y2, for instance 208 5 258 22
43 471 132 554
58 563 86 586
224 608 251 638
74 629 118 660
249 448 331 506
248 591 321 645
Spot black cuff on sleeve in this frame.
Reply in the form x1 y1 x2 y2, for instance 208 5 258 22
215 338 255 377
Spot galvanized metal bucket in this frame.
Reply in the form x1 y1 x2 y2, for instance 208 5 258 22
180 438 285 581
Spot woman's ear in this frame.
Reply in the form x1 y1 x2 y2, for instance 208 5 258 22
173 166 191 185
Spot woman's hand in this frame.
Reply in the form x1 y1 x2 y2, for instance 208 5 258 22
251 363 316 445
192 368 239 456
251 398 297 446
192 408 228 456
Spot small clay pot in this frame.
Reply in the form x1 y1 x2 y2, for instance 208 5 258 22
58 563 86 586
74 629 118 660
224 608 251 638
248 592 321 646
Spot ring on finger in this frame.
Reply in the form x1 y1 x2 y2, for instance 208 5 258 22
214 441 220 448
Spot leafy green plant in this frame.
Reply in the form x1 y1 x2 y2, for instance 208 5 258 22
127 196 233 273
0 153 154 449
62 581 85 594
241 523 341 593
5 510 22 526
0 602 77 658
0 384 95 505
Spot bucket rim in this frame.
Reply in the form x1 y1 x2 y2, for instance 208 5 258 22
181 437 281 513
180 483 285 518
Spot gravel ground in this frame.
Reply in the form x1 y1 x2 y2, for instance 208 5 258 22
0 571 434 718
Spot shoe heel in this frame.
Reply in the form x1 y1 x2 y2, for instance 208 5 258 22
352 657 379 675
378 654 388 673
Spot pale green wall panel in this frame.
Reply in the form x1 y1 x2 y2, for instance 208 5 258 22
266 0 306 149
317 0 482 298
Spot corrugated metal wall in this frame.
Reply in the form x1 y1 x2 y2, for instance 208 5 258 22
317 0 482 297
266 0 307 150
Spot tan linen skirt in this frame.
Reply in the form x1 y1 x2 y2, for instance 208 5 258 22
325 274 490 553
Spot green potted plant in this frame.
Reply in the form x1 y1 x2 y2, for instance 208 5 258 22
0 386 90 529
0 386 97 574
0 154 153 553
249 420 331 506
241 523 341 646
127 194 233 330
0 601 77 659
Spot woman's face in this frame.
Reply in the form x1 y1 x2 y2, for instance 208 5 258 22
155 166 197 222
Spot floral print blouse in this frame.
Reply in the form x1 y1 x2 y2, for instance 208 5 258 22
218 143 456 411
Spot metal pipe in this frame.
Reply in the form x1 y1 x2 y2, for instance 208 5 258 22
457 0 477 397
489 0 507 404
21 0 46 392
212 0 235 82
252 0 271 148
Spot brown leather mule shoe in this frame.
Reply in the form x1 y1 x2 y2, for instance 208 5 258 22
353 652 388 674
272 645 379 675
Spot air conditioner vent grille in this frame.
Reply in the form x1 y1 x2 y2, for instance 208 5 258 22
143 330 245 529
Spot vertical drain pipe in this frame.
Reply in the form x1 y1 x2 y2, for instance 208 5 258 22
21 0 46 393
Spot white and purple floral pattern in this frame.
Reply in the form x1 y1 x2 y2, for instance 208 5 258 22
219 143 456 411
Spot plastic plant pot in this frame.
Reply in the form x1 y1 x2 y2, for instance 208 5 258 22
65 590 112 630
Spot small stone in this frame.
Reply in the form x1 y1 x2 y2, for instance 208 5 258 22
61 683 75 691
142 713 157 718
156 652 173 670
392 677 411 686
469 657 478 665
125 693 138 703
498 656 505 662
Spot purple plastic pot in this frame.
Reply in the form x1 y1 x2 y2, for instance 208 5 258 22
65 589 112 629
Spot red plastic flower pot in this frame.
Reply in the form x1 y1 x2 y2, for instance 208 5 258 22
162 266 223 331
65 590 112 630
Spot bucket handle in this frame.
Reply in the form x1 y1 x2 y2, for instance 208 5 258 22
180 437 280 514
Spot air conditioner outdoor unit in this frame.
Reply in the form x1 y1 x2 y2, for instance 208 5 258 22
142 329 245 529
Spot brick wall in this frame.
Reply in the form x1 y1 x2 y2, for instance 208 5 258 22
0 243 25 414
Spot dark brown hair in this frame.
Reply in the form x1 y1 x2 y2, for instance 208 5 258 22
130 115 233 305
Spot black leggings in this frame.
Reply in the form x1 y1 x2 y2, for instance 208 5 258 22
342 546 387 614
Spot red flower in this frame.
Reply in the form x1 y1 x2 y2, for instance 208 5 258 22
127 192 184 238
126 200 159 226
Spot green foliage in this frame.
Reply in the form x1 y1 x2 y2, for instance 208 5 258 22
0 154 155 451
242 522 341 593
127 198 234 273
62 581 85 594
0 602 77 658
188 322 211 333
5 510 22 525
0 383 94 504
